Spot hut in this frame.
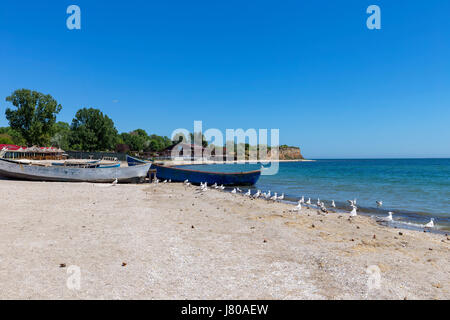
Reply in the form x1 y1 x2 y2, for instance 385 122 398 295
0 145 67 160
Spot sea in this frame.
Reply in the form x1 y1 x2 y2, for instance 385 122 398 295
181 159 450 232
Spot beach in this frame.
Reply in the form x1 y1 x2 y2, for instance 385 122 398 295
0 179 448 300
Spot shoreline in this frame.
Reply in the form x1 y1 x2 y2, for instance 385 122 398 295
0 179 448 299
156 159 314 166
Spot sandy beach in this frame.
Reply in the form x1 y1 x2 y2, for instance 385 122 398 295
0 179 448 300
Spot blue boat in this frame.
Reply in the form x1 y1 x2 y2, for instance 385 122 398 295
126 155 261 185
127 155 151 166
150 163 261 186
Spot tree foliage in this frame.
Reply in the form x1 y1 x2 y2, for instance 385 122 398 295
119 129 172 152
0 127 26 145
0 134 14 145
50 121 71 150
5 89 62 146
69 108 118 151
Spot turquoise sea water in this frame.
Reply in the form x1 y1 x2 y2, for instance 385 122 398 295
182 159 450 231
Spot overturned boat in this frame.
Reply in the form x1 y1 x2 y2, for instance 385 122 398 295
0 158 151 183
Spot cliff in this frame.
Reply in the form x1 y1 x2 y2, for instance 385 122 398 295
267 146 304 160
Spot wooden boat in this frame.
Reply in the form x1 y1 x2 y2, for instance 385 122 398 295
127 155 151 166
149 163 261 186
51 160 121 168
0 158 150 183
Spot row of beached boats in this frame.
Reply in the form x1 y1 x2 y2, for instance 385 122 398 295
0 154 261 185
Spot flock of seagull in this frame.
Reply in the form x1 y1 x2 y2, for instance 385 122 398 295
157 178 437 229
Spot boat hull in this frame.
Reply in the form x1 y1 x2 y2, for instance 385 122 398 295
0 158 151 183
151 163 261 186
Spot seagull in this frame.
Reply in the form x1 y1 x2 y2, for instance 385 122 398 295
377 211 393 222
347 199 356 207
270 192 278 201
376 200 383 207
212 183 218 188
350 206 357 217
425 218 434 228
265 191 271 199
293 202 302 212
184 179 189 184
319 203 328 213
112 178 118 185
219 184 225 190
278 193 284 201
299 196 305 204
306 198 311 205
317 198 321 206
245 189 251 197
331 200 336 208
236 187 242 193
163 180 167 183
231 188 237 194
168 179 171 183
252 190 261 198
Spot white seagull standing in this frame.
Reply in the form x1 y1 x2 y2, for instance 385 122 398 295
331 200 336 208
252 190 261 198
270 193 278 201
278 193 284 201
245 189 251 197
231 188 237 194
350 205 357 217
265 191 271 199
378 211 393 222
306 198 312 205
299 196 305 204
293 202 302 212
425 218 434 228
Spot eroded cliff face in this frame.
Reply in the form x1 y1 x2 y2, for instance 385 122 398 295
267 147 304 160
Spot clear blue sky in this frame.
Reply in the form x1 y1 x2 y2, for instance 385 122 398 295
1 1 449 158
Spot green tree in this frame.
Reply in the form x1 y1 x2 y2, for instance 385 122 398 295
0 133 14 145
119 129 151 152
50 121 71 150
0 127 26 145
69 108 118 151
148 134 172 152
5 89 62 146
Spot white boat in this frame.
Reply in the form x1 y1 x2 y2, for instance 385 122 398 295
0 158 150 183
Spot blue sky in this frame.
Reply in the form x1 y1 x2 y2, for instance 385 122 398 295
0 0 449 158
